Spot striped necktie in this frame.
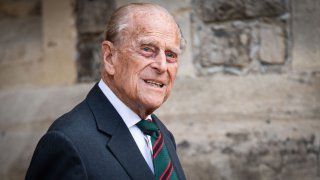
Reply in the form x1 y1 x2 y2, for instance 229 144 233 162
136 119 178 180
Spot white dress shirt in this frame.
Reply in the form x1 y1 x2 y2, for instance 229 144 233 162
98 80 154 173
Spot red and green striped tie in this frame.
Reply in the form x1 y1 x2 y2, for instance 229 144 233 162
137 119 178 180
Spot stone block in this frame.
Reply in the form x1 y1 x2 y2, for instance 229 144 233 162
195 22 251 71
192 18 262 75
259 22 286 64
292 0 320 72
0 16 42 89
76 0 116 34
0 0 81 88
40 0 77 86
77 33 103 82
0 17 42 65
0 61 41 89
75 0 116 82
196 0 287 22
243 0 286 18
0 0 40 17
0 17 41 65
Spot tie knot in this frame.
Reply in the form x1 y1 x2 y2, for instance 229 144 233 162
136 119 159 137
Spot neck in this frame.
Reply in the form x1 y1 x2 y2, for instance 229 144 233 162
101 77 152 119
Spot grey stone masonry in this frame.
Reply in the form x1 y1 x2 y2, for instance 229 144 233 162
192 0 290 75
75 0 116 34
75 0 116 82
196 0 287 22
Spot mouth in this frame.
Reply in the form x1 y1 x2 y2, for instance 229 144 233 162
144 80 165 88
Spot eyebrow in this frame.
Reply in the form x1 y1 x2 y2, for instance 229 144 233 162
137 38 181 55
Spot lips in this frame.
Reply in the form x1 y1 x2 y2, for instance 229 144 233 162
144 80 165 88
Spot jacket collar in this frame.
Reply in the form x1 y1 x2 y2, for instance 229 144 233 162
85 84 155 180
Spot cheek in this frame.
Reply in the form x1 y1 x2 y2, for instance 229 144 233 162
116 58 143 89
168 65 178 80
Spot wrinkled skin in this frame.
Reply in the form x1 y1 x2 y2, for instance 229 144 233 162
102 8 181 119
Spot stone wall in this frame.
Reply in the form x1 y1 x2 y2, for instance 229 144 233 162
192 0 290 75
0 0 77 89
0 0 42 88
0 0 320 180
75 0 116 82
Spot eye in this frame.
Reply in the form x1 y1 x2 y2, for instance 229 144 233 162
165 51 178 63
143 47 152 52
139 45 155 57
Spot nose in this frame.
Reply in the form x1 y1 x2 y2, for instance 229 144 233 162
151 50 167 73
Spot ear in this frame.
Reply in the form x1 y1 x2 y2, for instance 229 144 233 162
102 41 115 75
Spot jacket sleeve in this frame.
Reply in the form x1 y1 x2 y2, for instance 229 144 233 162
25 131 88 180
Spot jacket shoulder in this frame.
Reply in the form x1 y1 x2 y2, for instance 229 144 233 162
49 100 94 133
26 130 88 179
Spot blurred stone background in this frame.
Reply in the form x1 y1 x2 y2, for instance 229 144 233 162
0 0 319 179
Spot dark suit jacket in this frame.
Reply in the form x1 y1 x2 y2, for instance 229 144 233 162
25 84 186 180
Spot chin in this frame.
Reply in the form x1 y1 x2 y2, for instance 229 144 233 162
143 100 163 112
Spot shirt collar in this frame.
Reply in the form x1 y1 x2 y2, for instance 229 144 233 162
98 80 151 128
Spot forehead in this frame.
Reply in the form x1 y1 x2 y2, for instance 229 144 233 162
126 8 181 50
137 36 181 54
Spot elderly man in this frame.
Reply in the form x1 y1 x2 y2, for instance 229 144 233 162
26 3 186 180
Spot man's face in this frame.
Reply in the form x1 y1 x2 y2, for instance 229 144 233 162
104 9 181 117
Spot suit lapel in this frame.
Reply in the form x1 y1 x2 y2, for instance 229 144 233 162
107 122 155 179
86 84 155 180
